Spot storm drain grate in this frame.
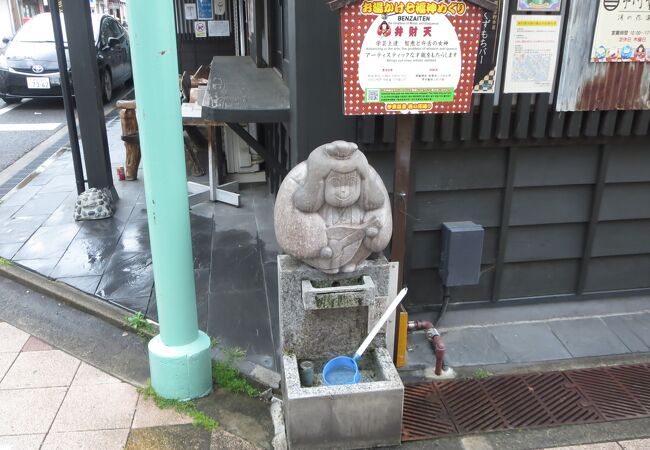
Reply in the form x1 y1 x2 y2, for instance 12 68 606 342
402 363 650 441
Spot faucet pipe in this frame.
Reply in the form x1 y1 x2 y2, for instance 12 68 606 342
408 320 446 376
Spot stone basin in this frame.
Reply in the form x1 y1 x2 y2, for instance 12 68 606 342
282 347 403 449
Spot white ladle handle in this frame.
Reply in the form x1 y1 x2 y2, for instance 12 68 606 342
353 287 408 361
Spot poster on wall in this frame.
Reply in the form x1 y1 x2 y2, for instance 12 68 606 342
194 21 207 38
184 3 197 20
517 0 561 12
208 20 230 36
196 0 214 20
473 0 506 94
340 1 483 115
591 0 650 63
503 15 561 93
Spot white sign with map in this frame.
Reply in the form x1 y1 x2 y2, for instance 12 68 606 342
503 15 561 93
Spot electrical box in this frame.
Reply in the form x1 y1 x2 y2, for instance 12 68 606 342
439 221 484 287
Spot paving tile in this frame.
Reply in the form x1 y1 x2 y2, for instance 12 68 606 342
0 387 67 435
549 318 631 358
603 315 650 353
0 243 23 259
0 322 30 353
71 362 121 387
195 268 210 332
488 323 572 363
620 438 650 450
441 327 509 366
13 224 80 261
50 236 119 278
0 185 42 207
125 424 212 450
41 195 79 227
209 244 264 292
52 383 138 432
0 434 45 449
0 215 48 245
131 394 193 429
13 191 70 217
41 429 130 450
546 444 622 450
96 251 154 300
57 276 102 295
208 288 276 371
615 312 650 348
0 204 21 222
0 350 80 389
0 353 18 381
21 336 54 352
210 429 259 450
212 215 258 247
108 296 150 314
14 258 59 278
76 217 126 240
40 175 76 193
115 220 150 253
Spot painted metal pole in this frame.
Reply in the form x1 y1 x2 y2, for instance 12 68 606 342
126 1 212 400
50 5 85 195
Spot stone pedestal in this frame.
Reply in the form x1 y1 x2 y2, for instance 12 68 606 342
278 254 403 449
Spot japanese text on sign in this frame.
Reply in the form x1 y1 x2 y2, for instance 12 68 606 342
592 0 650 62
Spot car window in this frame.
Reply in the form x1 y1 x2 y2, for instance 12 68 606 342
108 20 123 39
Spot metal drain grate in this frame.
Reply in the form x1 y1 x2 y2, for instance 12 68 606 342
402 363 650 442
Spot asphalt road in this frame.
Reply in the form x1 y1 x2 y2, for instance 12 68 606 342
0 97 68 172
0 86 132 183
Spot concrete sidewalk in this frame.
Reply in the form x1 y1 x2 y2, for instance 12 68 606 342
0 321 260 450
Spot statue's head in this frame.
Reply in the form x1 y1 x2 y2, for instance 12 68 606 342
293 141 385 213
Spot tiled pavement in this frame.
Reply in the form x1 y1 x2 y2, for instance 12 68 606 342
0 322 255 450
549 441 650 450
0 117 281 374
0 320 260 450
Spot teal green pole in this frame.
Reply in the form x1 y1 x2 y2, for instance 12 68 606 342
126 1 212 400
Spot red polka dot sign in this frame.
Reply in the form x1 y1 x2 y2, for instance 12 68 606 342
340 1 482 115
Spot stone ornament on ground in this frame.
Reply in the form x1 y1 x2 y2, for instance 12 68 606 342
274 141 392 274
73 187 115 221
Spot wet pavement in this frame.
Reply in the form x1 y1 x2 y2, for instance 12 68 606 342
0 117 281 374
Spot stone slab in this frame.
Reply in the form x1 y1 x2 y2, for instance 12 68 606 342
0 322 30 352
442 327 509 367
549 318 631 358
0 434 45 450
602 316 650 353
0 349 79 389
488 322 572 363
0 387 67 435
42 429 130 450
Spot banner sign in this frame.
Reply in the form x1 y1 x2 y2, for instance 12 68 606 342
340 1 482 115
473 0 505 93
591 0 650 63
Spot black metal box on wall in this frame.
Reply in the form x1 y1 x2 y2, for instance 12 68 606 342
440 222 484 287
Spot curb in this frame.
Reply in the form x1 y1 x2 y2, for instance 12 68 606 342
0 261 282 391
0 262 133 333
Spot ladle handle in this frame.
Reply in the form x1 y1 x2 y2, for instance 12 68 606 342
353 287 408 361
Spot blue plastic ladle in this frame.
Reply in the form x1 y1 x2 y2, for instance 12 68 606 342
322 287 408 385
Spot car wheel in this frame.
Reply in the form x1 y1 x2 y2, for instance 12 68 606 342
101 69 112 104
1 97 22 104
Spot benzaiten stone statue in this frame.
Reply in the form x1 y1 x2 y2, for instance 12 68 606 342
274 141 392 274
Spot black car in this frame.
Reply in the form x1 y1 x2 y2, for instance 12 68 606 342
0 13 131 104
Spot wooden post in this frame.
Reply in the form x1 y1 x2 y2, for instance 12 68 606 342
391 114 416 289
117 100 141 181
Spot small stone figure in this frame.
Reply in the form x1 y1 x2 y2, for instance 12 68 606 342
73 188 114 221
274 141 392 274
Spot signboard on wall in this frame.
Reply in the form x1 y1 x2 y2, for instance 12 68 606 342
517 0 560 12
591 0 650 63
340 1 482 115
196 0 214 20
503 15 561 93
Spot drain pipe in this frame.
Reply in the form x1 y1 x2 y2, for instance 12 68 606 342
408 320 446 376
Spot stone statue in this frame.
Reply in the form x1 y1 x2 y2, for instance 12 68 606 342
274 141 392 274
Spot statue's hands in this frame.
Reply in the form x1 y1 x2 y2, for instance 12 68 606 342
320 246 333 259
365 227 379 238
